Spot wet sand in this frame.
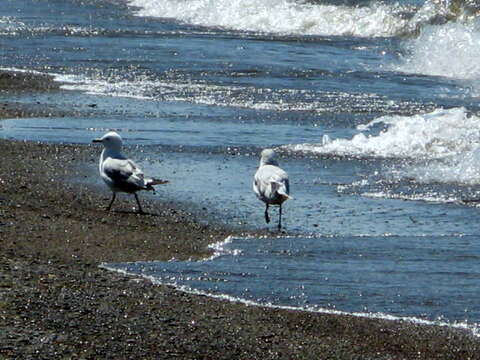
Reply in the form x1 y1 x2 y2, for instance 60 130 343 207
1 70 480 359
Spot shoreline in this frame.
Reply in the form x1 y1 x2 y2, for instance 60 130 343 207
1 71 480 358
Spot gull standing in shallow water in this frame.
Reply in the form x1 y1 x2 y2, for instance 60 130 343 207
92 131 168 214
253 149 292 230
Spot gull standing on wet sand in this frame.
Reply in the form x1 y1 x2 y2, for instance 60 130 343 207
92 131 168 214
253 149 292 230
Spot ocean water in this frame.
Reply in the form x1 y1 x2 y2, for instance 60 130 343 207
2 0 480 334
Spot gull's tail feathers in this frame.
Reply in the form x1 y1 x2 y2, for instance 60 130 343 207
271 180 292 201
279 192 293 201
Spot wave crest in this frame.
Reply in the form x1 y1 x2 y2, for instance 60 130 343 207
128 0 413 37
282 107 480 159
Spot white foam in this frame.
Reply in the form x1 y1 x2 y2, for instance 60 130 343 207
128 0 410 37
0 16 26 35
100 261 480 337
395 148 480 185
361 191 459 204
397 22 480 84
284 107 480 159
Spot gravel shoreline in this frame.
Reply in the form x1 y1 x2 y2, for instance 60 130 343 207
1 70 480 359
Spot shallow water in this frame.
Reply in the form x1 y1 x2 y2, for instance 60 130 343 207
2 0 480 334
105 233 480 326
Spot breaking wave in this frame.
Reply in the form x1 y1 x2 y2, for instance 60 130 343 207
283 107 480 160
128 0 480 38
396 21 480 83
128 0 414 37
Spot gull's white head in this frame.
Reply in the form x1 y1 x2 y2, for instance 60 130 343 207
260 148 279 166
92 131 123 151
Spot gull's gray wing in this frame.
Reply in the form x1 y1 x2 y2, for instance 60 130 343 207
102 158 146 192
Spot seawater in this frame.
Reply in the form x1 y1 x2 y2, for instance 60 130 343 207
2 0 480 334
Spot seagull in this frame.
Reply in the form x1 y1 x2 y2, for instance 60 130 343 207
253 149 292 230
92 131 168 214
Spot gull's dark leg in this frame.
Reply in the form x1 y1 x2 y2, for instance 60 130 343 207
264 204 270 224
278 204 282 230
106 192 116 211
134 193 145 214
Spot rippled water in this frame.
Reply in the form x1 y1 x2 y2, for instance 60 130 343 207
2 0 480 335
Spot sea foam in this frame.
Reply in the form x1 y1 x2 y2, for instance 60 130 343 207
283 107 480 160
395 147 480 185
288 106 480 187
128 0 410 37
0 16 26 35
397 21 480 83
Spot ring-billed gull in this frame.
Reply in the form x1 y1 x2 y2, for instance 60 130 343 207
253 149 292 230
92 131 168 214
